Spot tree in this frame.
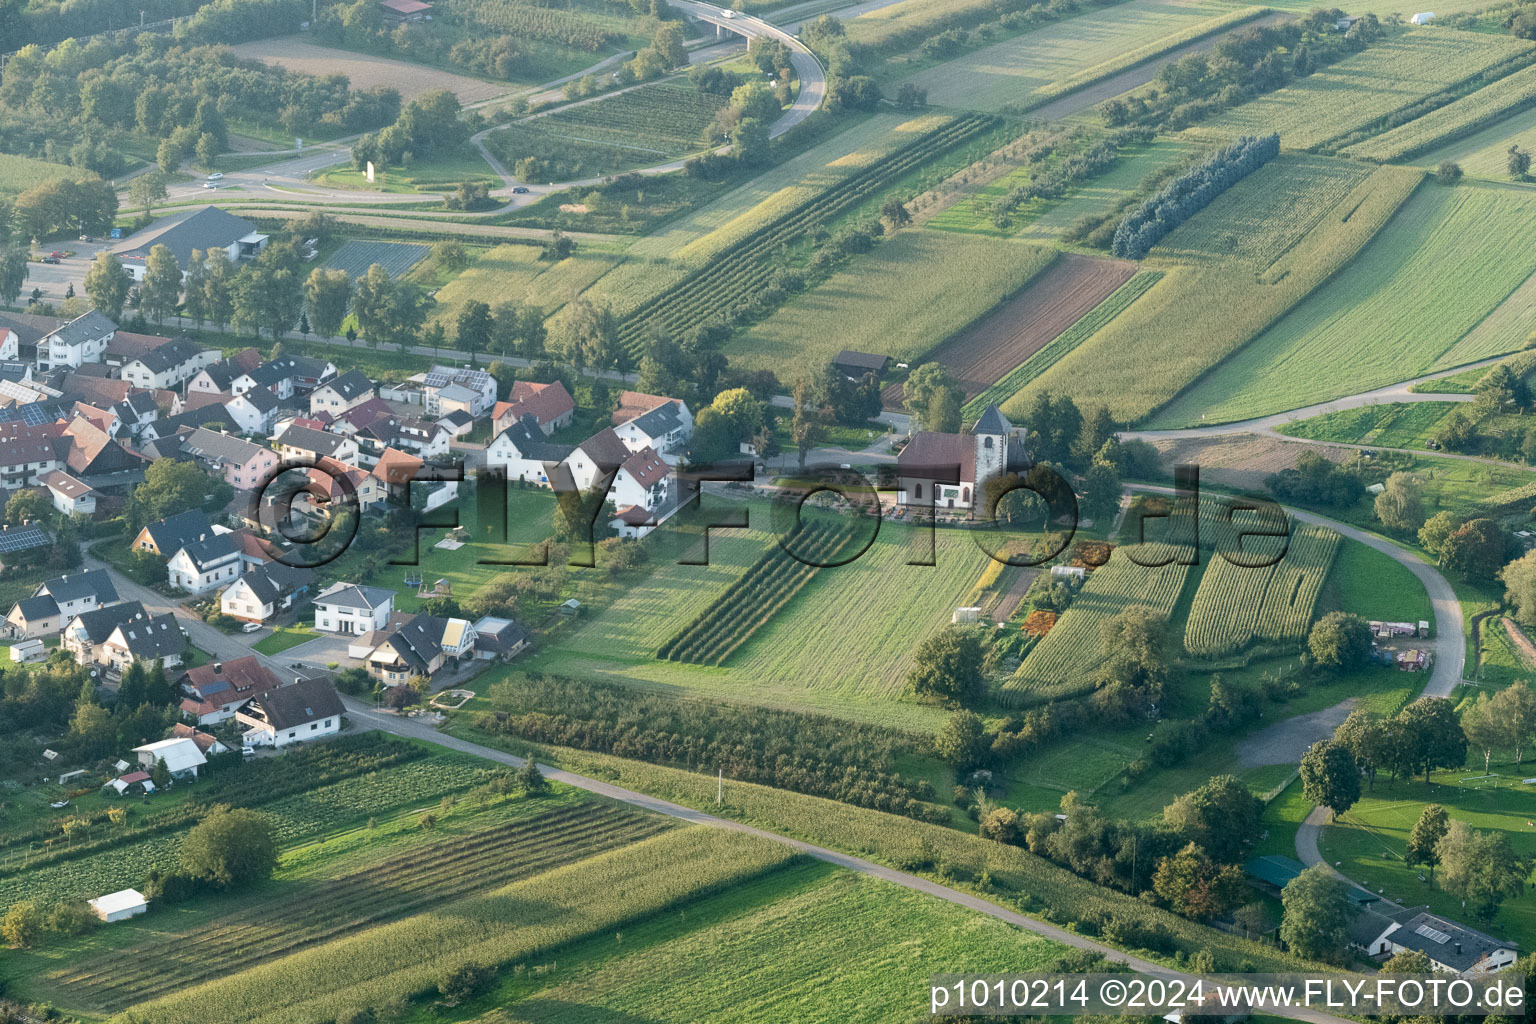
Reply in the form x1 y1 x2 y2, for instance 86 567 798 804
0 901 43 948
150 755 171 789
4 487 49 526
1441 518 1508 581
131 458 216 527
128 171 169 218
180 807 277 888
1374 472 1424 533
1418 509 1457 558
902 362 963 432
1436 160 1463 184
1510 144 1532 180
196 132 219 171
455 300 493 355
790 376 824 470
906 626 986 706
1393 697 1468 784
1163 775 1261 864
1502 551 1536 628
1437 819 1529 921
439 962 494 1004
1151 843 1249 920
1300 740 1360 818
1334 709 1389 792
203 248 235 329
1491 682 1536 764
140 244 182 324
934 709 988 770
880 197 911 231
1405 803 1449 886
156 137 182 174
84 250 131 321
547 297 618 372
654 20 689 68
1307 611 1372 670
233 246 304 339
1279 863 1358 963
1079 462 1122 525
0 247 26 307
181 249 208 326
1098 606 1172 692
303 267 352 339
1461 691 1506 774
515 759 548 795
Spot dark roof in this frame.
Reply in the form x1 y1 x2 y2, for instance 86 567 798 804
380 613 447 674
972 404 1011 436
196 363 239 390
494 414 573 462
175 531 241 571
1385 909 1517 972
1244 855 1305 889
0 522 50 554
626 401 684 438
277 425 351 457
233 386 279 413
897 431 975 486
114 207 259 266
235 561 313 605
181 427 270 467
315 582 394 611
38 569 118 606
246 676 343 731
141 509 214 554
833 349 890 372
470 615 526 652
110 612 187 659
130 336 210 375
317 370 373 402
577 428 631 469
69 601 150 643
0 312 67 350
141 404 233 440
46 310 116 348
13 595 59 621
440 409 473 428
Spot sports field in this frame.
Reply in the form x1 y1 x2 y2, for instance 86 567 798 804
897 0 1239 111
723 230 1057 377
1190 29 1534 151
1161 183 1536 424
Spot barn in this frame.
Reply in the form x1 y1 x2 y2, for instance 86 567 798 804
89 888 148 923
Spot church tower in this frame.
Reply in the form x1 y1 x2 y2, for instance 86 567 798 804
972 404 1011 484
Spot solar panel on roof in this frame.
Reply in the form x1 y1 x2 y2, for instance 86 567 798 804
1416 923 1452 944
0 526 48 552
423 373 451 389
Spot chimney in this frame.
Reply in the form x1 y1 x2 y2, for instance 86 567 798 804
1455 942 1462 956
213 662 222 674
294 676 302 685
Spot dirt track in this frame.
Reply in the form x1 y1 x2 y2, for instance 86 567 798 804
884 253 1135 408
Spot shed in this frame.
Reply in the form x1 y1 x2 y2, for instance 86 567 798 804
10 637 45 662
132 737 208 779
1243 854 1305 891
109 770 155 795
58 768 86 785
1410 10 1434 22
952 606 981 624
832 349 891 379
88 888 148 922
560 599 582 616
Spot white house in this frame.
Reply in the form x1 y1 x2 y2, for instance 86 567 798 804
132 736 207 779
120 337 219 390
167 532 244 594
100 612 187 672
38 310 116 370
232 355 336 402
421 366 497 417
6 569 120 638
486 415 573 486
613 399 693 462
565 430 670 512
309 371 375 416
313 582 395 635
220 562 313 623
88 889 148 923
39 469 98 516
237 677 344 749
1350 905 1519 975
225 387 281 436
274 425 360 468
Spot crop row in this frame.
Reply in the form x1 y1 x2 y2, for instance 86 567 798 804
1182 525 1341 657
1341 61 1536 163
119 829 798 1024
614 112 997 355
539 83 726 151
1018 6 1273 111
61 804 670 1012
440 0 618 51
658 520 858 665
963 270 1162 419
1000 546 1193 704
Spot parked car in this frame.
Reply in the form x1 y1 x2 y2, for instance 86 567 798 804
242 622 263 633
203 182 219 189
512 186 530 194
206 171 224 181
40 256 60 264
241 746 255 757
48 250 64 259
78 235 92 242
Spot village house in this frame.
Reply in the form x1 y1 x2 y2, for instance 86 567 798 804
220 562 314 623
232 354 336 402
119 337 219 390
179 428 280 490
371 447 458 510
493 380 575 437
421 365 496 418
132 509 214 556
62 601 151 666
224 387 281 436
167 531 245 594
313 582 395 635
614 399 693 462
99 612 187 674
6 569 120 638
486 414 573 485
365 613 476 685
37 310 116 371
470 615 528 660
0 425 64 489
178 656 289 725
237 676 344 748
38 469 98 517
170 721 229 756
309 371 376 417
564 430 671 512
62 417 148 481
274 424 360 468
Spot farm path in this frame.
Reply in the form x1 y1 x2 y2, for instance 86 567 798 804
1237 698 1357 768
343 697 1356 1024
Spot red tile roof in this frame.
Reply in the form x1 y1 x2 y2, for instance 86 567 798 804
612 391 674 426
497 380 574 429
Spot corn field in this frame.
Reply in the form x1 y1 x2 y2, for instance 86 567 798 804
1182 525 1341 656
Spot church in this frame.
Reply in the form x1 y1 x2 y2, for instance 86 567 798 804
894 405 1026 513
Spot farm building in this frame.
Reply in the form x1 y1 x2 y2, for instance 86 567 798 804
88 889 148 923
133 737 208 780
832 349 891 380
112 207 267 283
1351 905 1516 974
380 0 432 21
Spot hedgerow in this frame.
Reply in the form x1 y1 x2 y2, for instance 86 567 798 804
1111 133 1280 259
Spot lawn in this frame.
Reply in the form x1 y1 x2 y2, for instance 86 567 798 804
1190 28 1535 152
722 229 1056 377
1318 539 1434 625
1277 401 1462 449
253 625 320 655
894 0 1241 112
313 148 499 194
1008 164 1423 424
1152 180 1536 425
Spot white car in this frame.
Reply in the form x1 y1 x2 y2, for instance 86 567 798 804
206 171 224 181
242 622 263 633
241 746 255 757
719 7 735 16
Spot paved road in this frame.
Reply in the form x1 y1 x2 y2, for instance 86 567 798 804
343 697 1354 1024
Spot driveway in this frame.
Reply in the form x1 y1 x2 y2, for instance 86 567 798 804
276 632 362 672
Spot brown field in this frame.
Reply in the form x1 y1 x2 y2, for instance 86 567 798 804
884 253 1136 407
230 37 509 104
1144 432 1353 491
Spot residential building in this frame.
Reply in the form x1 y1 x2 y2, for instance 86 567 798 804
493 380 574 437
421 365 496 417
313 582 395 634
613 399 692 462
119 337 219 390
225 387 281 436
470 615 527 659
6 569 120 637
613 391 692 433
132 509 214 556
232 355 335 401
371 447 458 510
100 612 187 673
220 562 314 622
565 430 670 512
62 601 150 666
132 736 206 779
178 655 288 724
170 722 229 756
179 428 279 490
62 417 147 480
237 676 344 748
365 613 476 684
1350 905 1519 975
167 531 244 594
486 414 573 485
274 424 359 467
438 409 474 438
309 371 375 416
0 425 62 489
111 207 267 282
38 310 116 370
38 470 97 517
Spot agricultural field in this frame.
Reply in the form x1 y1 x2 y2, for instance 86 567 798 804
1342 61 1536 163
1190 29 1534 152
1182 525 1340 656
524 82 727 154
883 252 1136 402
1002 544 1194 703
322 239 431 280
895 0 1241 112
428 245 621 327
0 152 75 195
1415 102 1536 176
1277 402 1462 449
724 230 1056 378
230 37 512 103
1161 182 1536 425
1007 164 1424 424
